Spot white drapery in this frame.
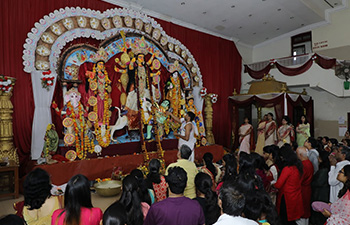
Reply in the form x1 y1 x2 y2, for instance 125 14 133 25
30 71 57 159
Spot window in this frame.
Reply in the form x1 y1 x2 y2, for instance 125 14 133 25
291 32 312 56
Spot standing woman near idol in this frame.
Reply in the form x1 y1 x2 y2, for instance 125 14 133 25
255 114 268 155
296 115 310 147
238 117 254 154
265 113 277 146
277 116 295 147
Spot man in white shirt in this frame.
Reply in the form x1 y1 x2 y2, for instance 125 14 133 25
214 182 258 225
328 145 350 203
304 137 319 174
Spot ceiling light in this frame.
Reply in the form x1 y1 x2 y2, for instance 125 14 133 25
253 32 256 35
239 26 243 29
202 11 207 14
301 24 305 26
263 22 267 24
222 19 227 22
249 14 252 17
334 3 338 5
290 16 294 19
181 2 185 5
276 28 280 30
231 5 235 8
265 37 269 40
277 8 281 11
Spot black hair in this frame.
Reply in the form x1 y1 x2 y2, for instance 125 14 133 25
194 173 221 225
147 158 161 184
130 169 152 206
338 165 350 198
165 166 187 194
319 151 330 170
179 144 192 159
119 175 144 225
219 181 245 216
203 152 217 179
222 154 237 182
0 214 27 225
64 174 93 225
340 146 350 161
307 137 318 149
103 202 127 225
263 145 278 161
187 111 196 121
323 136 330 143
250 152 269 171
24 168 52 210
279 145 303 176
329 138 338 147
267 112 274 118
299 115 308 124
344 139 350 147
282 115 291 125
239 152 255 177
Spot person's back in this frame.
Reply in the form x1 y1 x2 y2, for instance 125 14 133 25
166 145 198 198
144 167 205 225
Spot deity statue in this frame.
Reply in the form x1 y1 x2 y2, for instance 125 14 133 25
52 88 92 159
165 61 185 118
85 48 112 148
114 36 161 139
154 99 171 138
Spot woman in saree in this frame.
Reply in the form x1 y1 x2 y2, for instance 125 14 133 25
265 113 277 146
238 117 253 154
255 114 268 155
277 116 295 147
296 115 310 147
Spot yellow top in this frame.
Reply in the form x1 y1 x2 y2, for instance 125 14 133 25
166 159 198 199
23 196 61 225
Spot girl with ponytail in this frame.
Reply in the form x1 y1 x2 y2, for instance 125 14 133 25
118 175 146 225
194 172 221 225
146 158 167 202
199 152 221 189
322 165 350 224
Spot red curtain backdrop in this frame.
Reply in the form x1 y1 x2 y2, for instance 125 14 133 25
244 54 336 79
0 0 242 168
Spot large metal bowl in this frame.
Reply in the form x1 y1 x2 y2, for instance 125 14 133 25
94 180 122 197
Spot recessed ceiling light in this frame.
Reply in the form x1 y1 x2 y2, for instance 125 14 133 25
276 28 280 30
290 16 294 19
202 11 207 14
263 22 267 24
253 32 256 35
231 5 235 8
181 2 185 5
334 2 338 5
266 37 269 40
301 24 305 26
239 26 243 29
222 19 227 22
262 0 266 1
277 8 281 11
249 14 252 17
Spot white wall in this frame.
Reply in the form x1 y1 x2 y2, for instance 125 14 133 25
252 37 291 63
236 42 253 64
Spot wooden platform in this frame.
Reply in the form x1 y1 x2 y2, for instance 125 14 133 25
35 145 225 185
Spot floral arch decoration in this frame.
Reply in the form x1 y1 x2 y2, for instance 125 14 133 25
23 7 203 88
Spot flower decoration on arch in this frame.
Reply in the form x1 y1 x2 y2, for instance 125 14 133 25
41 70 55 91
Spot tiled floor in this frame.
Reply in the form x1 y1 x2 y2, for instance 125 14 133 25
0 192 120 218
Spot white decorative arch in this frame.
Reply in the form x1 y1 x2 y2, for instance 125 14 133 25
23 7 205 159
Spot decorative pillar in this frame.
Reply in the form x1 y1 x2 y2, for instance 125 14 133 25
257 106 262 122
204 94 215 144
0 75 18 165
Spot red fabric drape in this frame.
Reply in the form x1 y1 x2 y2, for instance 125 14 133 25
244 54 336 78
286 95 314 137
229 94 285 150
1 0 241 170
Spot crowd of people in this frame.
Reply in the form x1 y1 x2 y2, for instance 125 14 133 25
2 114 350 225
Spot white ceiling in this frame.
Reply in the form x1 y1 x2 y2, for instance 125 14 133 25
104 0 344 47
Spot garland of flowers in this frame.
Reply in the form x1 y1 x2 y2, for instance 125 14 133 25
170 76 182 117
41 70 55 91
0 75 14 93
67 101 86 159
91 65 112 148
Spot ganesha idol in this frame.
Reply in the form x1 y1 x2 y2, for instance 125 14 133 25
53 88 88 147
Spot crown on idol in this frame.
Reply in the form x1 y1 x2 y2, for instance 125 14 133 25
131 36 149 55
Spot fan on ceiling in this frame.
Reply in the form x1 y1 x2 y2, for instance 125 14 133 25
335 62 350 90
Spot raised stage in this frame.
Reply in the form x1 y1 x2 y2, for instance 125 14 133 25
35 145 225 185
